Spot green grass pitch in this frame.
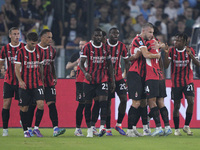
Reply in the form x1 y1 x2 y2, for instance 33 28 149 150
0 128 200 150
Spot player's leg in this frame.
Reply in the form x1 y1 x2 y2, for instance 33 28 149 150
33 87 44 137
106 97 112 136
2 83 14 136
18 88 32 138
127 72 143 137
172 87 182 136
75 82 85 136
91 97 100 136
83 83 95 137
157 98 172 136
26 102 36 136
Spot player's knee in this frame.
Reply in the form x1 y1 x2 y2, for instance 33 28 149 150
3 99 12 109
37 100 44 110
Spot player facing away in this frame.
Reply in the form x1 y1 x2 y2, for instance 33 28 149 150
74 40 87 136
164 33 200 136
15 32 44 138
0 27 25 136
105 27 129 136
79 28 115 137
127 23 161 137
145 38 172 136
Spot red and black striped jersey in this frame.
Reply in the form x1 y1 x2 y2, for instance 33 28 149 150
145 39 160 81
80 41 111 84
129 35 146 77
106 39 128 81
36 44 56 87
0 42 25 85
76 65 85 82
168 46 195 87
15 46 43 89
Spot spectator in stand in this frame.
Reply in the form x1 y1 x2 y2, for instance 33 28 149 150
43 4 63 46
177 0 190 16
164 0 178 20
184 7 195 28
0 12 8 45
1 0 18 29
120 5 131 24
122 16 134 40
99 6 110 26
18 0 40 35
148 7 163 25
171 18 192 38
64 2 78 29
29 0 44 20
140 1 150 21
150 0 163 16
133 14 147 34
128 0 141 19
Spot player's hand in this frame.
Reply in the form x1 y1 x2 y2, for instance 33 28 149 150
151 41 160 49
110 81 116 93
186 46 192 55
85 72 92 82
19 80 26 89
53 78 57 85
164 43 169 53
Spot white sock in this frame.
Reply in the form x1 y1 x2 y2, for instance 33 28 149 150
143 125 148 130
34 126 39 130
132 126 136 130
53 126 58 130
116 123 121 126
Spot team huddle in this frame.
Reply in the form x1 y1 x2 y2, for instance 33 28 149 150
0 23 199 138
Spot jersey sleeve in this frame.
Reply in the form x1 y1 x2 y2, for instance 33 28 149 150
14 50 22 64
0 46 5 61
80 44 88 58
168 48 172 60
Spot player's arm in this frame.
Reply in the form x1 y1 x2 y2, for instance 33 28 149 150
163 44 171 69
140 46 161 59
15 63 26 89
51 61 57 85
66 59 79 70
186 47 200 67
107 59 116 93
128 50 142 61
79 57 92 81
39 63 44 87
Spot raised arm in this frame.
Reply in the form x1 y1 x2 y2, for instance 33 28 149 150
140 46 161 59
186 47 200 67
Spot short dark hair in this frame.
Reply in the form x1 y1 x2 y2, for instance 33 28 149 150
26 32 38 42
94 28 102 33
109 27 118 33
176 33 188 44
9 27 19 34
40 29 51 37
102 30 107 37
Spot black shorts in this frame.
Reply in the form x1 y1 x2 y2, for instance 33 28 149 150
76 82 84 102
3 82 19 100
19 86 44 106
157 79 167 98
171 83 194 100
83 82 108 101
44 86 56 102
108 79 127 99
145 80 159 99
127 72 146 100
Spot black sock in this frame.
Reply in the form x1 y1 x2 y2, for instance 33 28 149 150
27 105 36 127
173 116 179 129
100 101 107 125
20 110 28 131
106 100 111 129
185 112 193 126
148 110 153 118
128 106 139 129
106 115 111 129
35 109 44 127
76 103 85 128
48 103 58 127
85 103 92 128
160 106 169 126
150 107 161 127
2 108 9 129
139 106 148 125
91 101 100 126
117 99 126 123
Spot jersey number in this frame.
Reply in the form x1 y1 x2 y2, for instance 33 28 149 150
38 88 44 95
119 83 126 90
187 84 193 91
51 88 56 95
102 83 108 90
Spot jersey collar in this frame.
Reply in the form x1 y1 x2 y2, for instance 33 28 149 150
91 41 102 48
25 45 35 53
38 43 48 49
9 42 21 48
107 39 118 47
